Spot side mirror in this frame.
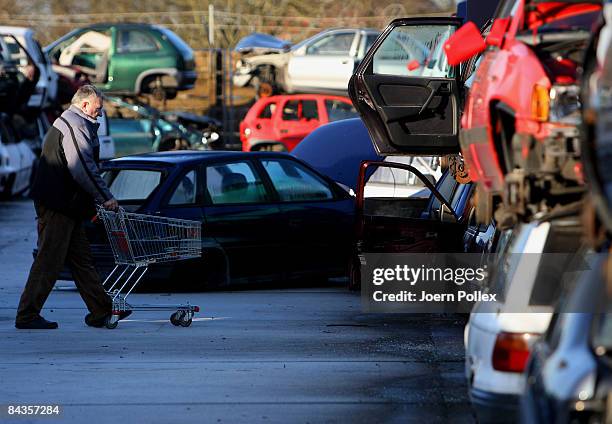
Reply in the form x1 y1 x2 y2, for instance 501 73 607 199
486 17 510 47
444 21 486 66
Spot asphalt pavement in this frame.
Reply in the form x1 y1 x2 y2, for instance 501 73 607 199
0 198 473 424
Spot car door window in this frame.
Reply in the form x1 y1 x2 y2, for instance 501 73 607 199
306 33 354 55
206 161 268 205
118 30 159 53
282 100 319 122
261 159 334 202
325 100 358 122
103 169 163 203
168 169 198 205
364 34 378 55
373 25 456 77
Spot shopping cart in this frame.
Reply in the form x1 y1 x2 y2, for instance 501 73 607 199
96 206 202 329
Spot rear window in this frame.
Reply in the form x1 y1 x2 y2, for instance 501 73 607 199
103 169 163 203
157 27 193 57
325 99 358 122
282 100 319 121
258 102 276 119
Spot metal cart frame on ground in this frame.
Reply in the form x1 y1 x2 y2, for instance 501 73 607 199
96 206 202 329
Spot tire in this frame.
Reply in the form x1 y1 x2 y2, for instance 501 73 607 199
0 173 15 200
252 75 276 99
170 311 182 326
105 317 118 329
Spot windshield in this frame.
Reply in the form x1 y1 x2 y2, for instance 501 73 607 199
103 168 164 205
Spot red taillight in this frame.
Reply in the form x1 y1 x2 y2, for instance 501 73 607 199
492 332 534 372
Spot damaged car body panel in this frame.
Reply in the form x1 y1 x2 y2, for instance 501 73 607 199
234 28 380 96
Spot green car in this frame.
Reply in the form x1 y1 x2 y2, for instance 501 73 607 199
45 23 196 100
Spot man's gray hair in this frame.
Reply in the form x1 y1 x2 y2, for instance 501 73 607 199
71 84 102 106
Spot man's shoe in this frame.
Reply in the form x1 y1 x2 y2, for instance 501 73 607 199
15 317 58 329
84 313 106 328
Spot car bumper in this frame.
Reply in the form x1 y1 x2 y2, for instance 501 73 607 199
470 387 519 423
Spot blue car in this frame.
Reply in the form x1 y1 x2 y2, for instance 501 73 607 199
60 151 355 288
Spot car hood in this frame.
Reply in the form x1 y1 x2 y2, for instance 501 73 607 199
234 32 292 54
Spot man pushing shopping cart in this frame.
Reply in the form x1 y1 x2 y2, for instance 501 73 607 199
15 85 199 330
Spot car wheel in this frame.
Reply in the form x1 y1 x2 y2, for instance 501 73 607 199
252 76 276 99
0 173 15 200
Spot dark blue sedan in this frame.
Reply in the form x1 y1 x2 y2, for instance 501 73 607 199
80 151 355 288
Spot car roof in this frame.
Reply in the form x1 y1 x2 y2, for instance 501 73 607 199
259 94 351 102
108 150 294 166
0 26 33 37
81 22 157 30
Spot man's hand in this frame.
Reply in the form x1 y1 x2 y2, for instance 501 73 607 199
103 198 119 211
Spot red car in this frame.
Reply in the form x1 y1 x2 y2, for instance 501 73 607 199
443 0 602 223
240 94 358 152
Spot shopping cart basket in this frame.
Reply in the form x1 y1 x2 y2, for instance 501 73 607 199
96 206 202 329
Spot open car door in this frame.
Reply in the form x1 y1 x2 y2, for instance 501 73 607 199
349 17 463 155
356 160 469 254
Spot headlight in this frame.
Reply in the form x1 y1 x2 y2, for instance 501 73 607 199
549 84 581 125
244 128 251 137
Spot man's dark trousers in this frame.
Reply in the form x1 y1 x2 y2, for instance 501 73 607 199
15 203 112 325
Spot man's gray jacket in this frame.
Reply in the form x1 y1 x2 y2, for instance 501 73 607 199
30 105 113 219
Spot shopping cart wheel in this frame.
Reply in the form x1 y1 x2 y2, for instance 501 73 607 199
170 311 192 327
105 316 119 329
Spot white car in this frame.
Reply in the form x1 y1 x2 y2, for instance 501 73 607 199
0 26 59 108
233 28 380 97
0 114 36 198
465 215 584 422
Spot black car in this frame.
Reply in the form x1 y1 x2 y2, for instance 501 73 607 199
65 151 355 288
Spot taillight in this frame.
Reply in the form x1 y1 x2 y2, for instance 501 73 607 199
492 332 535 372
531 84 550 122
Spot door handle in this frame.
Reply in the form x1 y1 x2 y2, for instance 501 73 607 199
341 59 350 64
419 86 438 115
418 82 448 115
280 129 289 134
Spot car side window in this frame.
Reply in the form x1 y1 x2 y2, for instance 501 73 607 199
325 100 358 122
306 33 354 55
258 102 276 119
261 159 334 202
168 169 198 205
118 30 159 53
364 34 378 55
282 100 319 122
206 161 268 205
372 25 456 77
